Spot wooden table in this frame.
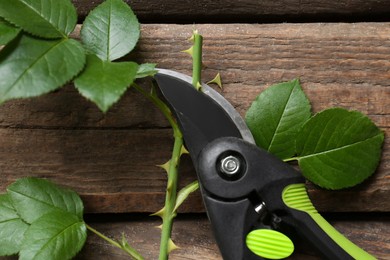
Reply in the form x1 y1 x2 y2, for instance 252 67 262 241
1 1 389 259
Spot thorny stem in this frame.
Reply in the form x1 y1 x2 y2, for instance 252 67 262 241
132 83 177 128
86 224 144 260
133 30 203 260
132 83 183 260
191 31 203 90
158 133 183 260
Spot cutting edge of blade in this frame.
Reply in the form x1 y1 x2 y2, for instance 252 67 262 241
156 68 255 144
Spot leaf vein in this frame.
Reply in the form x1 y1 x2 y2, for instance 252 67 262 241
298 133 382 160
267 82 296 152
2 39 65 99
17 0 65 37
34 220 83 258
8 189 67 213
0 217 21 224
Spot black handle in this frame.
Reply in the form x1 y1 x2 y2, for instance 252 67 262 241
282 183 375 260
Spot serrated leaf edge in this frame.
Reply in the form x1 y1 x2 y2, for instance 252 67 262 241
7 177 84 223
20 213 86 260
80 0 140 61
0 1 76 39
0 38 86 104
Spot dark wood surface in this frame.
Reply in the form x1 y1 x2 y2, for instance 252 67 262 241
0 23 389 214
71 0 390 22
1 19 389 258
1 214 388 259
77 214 390 260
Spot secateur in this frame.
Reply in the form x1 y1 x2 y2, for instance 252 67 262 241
153 69 375 260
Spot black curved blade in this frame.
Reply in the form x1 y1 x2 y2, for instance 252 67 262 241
154 70 245 160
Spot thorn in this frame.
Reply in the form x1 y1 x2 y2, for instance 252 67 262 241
150 207 165 218
157 160 170 173
189 29 199 42
181 46 193 56
167 180 173 193
155 224 163 230
207 73 223 89
196 82 202 91
180 146 189 156
168 239 179 253
120 233 127 246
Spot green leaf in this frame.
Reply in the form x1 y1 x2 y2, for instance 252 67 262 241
0 194 29 256
173 181 199 213
81 0 140 61
74 55 138 112
296 108 384 189
0 35 86 104
0 0 77 38
0 19 21 46
136 63 157 79
7 177 84 224
246 79 311 159
19 211 87 260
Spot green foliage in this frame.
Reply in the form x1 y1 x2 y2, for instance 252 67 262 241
0 0 384 258
81 0 140 61
7 177 84 224
246 79 311 159
173 181 199 213
19 211 87 260
0 0 151 257
74 0 143 111
0 35 85 104
0 178 87 258
0 0 148 112
0 0 77 38
0 194 29 256
75 55 138 112
0 1 151 257
296 108 384 189
136 63 158 79
0 19 21 46
247 81 384 189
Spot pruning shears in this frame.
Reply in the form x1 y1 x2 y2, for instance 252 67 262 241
154 69 375 260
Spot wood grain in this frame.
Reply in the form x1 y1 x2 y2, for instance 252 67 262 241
77 214 390 260
2 214 388 259
71 0 390 22
0 23 389 213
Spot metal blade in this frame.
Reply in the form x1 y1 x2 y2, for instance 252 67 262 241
155 69 255 159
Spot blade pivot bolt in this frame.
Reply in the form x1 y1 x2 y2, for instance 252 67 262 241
220 155 241 176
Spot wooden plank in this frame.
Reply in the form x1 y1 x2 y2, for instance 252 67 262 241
76 214 390 259
2 214 388 259
0 23 389 213
1 23 389 128
0 127 388 213
71 0 390 22
2 24 389 127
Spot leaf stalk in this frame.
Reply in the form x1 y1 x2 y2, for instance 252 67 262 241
86 224 144 260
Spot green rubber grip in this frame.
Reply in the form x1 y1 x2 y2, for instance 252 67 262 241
246 229 294 259
283 183 376 260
